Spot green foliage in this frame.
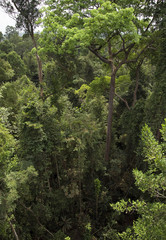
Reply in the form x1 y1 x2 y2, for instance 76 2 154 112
144 14 166 134
75 84 90 99
0 107 12 129
59 94 106 173
65 237 71 240
5 26 19 41
0 123 16 179
0 1 164 239
0 1 41 34
1 75 38 104
5 166 38 212
116 75 131 96
0 31 3 42
18 97 59 171
84 222 92 240
0 39 14 54
7 51 26 78
76 74 131 100
23 51 38 82
94 178 101 197
43 60 62 100
111 122 166 239
134 123 166 197
53 230 68 240
41 0 140 55
0 59 14 83
88 76 110 97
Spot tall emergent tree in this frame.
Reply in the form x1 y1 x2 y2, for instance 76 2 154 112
40 0 153 161
0 0 43 97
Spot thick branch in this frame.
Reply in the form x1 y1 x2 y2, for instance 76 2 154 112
116 43 135 69
115 93 130 110
112 47 125 58
143 0 163 34
88 46 110 64
155 190 166 199
108 40 113 59
8 218 19 240
107 31 119 43
119 32 126 54
113 37 135 58
144 16 155 33
126 43 151 64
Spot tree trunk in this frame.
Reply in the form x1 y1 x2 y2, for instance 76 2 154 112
31 34 43 99
105 71 116 162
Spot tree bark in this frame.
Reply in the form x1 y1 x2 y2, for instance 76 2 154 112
36 53 43 98
89 40 134 162
31 34 43 99
115 92 130 110
9 219 19 240
105 71 116 162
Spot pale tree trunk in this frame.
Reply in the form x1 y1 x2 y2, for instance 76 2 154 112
89 41 134 162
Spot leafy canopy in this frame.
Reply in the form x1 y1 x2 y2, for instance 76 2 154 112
40 0 140 55
111 122 166 239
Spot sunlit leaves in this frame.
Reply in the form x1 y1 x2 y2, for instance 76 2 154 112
5 166 38 213
0 59 14 83
40 0 140 55
7 51 26 78
0 123 16 178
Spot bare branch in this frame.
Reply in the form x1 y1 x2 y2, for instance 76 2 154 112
115 92 130 110
8 217 19 240
112 47 125 58
113 42 135 58
155 190 166 199
126 41 152 65
119 32 126 54
88 46 110 64
106 31 119 43
116 43 135 70
144 16 155 33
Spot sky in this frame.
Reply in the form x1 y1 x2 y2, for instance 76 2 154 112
0 7 16 34
0 6 43 34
